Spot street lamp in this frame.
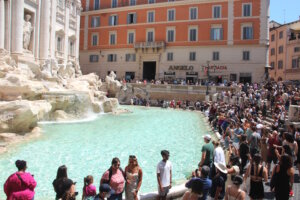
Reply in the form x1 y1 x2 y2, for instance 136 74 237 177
206 60 210 95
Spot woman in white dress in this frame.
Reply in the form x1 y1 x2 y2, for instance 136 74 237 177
125 155 143 200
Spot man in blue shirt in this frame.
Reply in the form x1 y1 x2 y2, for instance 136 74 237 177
185 166 212 200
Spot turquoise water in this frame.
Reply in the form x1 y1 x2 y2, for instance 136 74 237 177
0 106 209 199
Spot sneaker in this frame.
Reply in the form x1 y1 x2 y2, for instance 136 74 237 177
289 190 294 197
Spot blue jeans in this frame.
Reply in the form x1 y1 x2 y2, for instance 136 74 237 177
108 192 123 200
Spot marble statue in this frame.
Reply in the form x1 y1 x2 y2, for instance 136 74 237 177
23 14 33 50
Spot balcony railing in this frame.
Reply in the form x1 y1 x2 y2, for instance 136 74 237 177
134 41 165 49
55 51 64 58
285 68 300 73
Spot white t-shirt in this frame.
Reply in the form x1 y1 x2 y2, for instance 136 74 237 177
214 146 226 166
157 160 172 187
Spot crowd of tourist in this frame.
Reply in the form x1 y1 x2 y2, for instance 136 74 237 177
2 81 300 200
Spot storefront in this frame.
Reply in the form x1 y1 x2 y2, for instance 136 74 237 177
164 71 176 82
239 73 252 83
186 72 198 84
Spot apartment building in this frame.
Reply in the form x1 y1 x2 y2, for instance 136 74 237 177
79 0 269 84
269 20 300 81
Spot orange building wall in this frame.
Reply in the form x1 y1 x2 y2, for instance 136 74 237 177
80 0 261 50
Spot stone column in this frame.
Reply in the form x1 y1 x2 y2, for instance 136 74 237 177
11 0 24 54
64 1 70 64
50 0 57 58
39 0 51 60
0 0 5 49
83 15 88 50
4 0 11 51
75 7 81 61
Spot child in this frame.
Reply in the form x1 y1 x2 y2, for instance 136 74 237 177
82 175 96 200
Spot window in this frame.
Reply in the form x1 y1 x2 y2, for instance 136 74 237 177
190 7 197 20
167 52 173 61
129 0 136 6
271 34 275 41
57 0 64 8
189 52 196 61
127 13 137 24
278 60 283 69
242 26 253 40
91 16 100 27
213 52 219 61
292 58 299 68
148 0 155 4
109 15 118 26
230 74 237 81
125 54 136 62
94 0 100 10
210 28 223 40
279 31 283 39
243 3 252 17
147 31 154 42
189 28 197 41
148 11 154 23
243 51 250 61
92 34 98 46
90 55 99 62
271 48 275 56
213 6 221 18
128 32 135 44
168 9 175 21
278 45 283 54
294 47 300 52
270 62 275 69
110 33 116 45
57 36 62 52
69 40 74 56
167 29 175 42
107 54 117 62
111 0 118 8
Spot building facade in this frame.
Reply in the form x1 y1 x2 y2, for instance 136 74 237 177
269 20 300 81
0 0 82 70
80 0 269 84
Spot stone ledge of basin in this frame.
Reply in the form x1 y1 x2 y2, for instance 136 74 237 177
139 183 188 200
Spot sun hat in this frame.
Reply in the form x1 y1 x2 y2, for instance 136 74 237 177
214 162 228 174
202 134 211 140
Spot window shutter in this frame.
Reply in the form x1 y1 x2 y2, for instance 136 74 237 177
109 16 112 26
116 16 118 25
220 28 223 40
210 28 214 40
127 14 129 24
133 13 137 24
250 27 253 39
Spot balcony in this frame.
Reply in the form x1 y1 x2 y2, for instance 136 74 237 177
134 41 165 49
288 32 300 44
285 68 300 73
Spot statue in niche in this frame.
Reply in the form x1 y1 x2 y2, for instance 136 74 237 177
23 14 33 51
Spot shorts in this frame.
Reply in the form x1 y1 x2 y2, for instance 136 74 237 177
267 156 277 164
158 186 170 197
232 142 240 150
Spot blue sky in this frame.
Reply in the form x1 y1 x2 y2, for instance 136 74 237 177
270 0 300 24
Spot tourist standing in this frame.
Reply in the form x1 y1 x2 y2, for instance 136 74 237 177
157 150 172 200
4 160 37 200
238 135 249 175
186 166 212 200
271 154 294 200
249 126 261 158
82 175 97 200
125 155 143 200
209 162 228 200
53 165 71 200
61 179 77 200
213 140 226 166
100 158 125 200
224 176 246 200
199 135 214 169
267 131 281 176
244 154 267 200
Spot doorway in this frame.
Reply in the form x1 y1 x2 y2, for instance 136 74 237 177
143 61 156 81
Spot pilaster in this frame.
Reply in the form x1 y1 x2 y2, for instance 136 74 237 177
0 0 5 49
50 0 57 59
39 0 51 60
227 0 234 45
64 0 70 64
11 0 24 54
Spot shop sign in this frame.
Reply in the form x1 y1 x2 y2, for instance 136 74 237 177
169 65 194 71
201 65 227 73
164 72 176 75
186 72 198 75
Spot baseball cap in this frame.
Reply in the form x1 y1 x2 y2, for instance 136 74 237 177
202 134 211 140
100 184 115 195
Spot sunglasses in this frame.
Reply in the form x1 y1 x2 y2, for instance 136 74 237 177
129 155 136 159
